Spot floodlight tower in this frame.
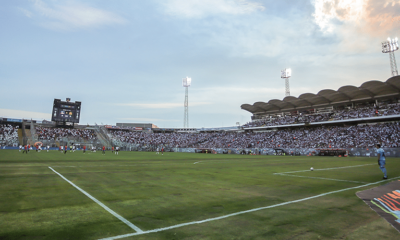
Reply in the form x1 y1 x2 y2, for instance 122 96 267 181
281 68 292 97
182 77 191 128
382 37 399 76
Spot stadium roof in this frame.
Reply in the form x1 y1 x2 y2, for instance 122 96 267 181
241 76 400 114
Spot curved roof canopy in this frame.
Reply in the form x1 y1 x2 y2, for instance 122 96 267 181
241 76 400 114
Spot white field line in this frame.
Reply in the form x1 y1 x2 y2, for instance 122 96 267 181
275 173 368 184
50 165 148 168
98 176 400 240
48 167 143 233
276 163 375 174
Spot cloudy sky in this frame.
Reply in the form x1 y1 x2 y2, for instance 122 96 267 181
0 0 399 128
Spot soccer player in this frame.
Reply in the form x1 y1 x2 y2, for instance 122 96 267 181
102 146 105 155
23 145 28 154
112 146 114 153
60 145 63 153
64 145 68 154
83 145 86 154
377 144 387 179
115 146 119 155
161 147 164 155
47 145 50 152
72 145 76 152
19 145 22 152
156 147 159 154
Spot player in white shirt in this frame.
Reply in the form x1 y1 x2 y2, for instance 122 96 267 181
156 147 159 154
19 145 22 152
38 146 42 152
115 146 119 155
72 145 76 152
47 145 50 152
61 146 64 153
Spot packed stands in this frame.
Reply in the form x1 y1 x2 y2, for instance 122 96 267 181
107 122 400 149
193 122 400 149
0 124 19 147
109 130 211 148
35 127 97 141
242 103 400 128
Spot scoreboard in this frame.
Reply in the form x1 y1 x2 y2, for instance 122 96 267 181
51 99 81 123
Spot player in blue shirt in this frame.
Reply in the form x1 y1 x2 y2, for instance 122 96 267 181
376 144 387 179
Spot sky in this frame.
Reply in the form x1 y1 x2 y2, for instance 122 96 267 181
0 0 399 128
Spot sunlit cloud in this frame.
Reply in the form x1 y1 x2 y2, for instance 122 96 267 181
313 0 400 35
313 0 366 33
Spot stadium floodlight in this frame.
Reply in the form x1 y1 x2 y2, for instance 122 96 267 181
382 37 399 76
182 77 191 128
281 68 291 97
182 77 191 87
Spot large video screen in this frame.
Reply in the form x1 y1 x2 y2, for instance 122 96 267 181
51 99 81 123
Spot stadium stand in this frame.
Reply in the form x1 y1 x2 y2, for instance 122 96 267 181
2 77 400 157
241 76 400 128
0 124 19 147
35 127 96 141
192 122 400 149
242 103 400 128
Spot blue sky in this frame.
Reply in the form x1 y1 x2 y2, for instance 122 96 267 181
0 0 399 128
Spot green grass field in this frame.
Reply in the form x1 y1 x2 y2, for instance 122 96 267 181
0 150 399 240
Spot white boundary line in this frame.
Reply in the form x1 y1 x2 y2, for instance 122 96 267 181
98 176 400 240
273 163 375 184
48 167 143 233
277 163 375 174
275 173 368 184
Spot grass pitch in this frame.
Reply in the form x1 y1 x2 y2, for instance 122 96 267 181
0 150 399 240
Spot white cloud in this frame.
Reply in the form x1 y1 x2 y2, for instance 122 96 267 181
0 108 51 120
28 0 126 30
116 102 212 109
313 0 366 33
19 8 33 18
162 0 265 18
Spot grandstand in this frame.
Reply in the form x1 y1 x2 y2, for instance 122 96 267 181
241 76 400 123
1 77 400 157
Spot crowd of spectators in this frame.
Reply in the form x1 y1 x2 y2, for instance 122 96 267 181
35 127 96 141
109 130 212 148
0 124 19 146
108 122 400 149
193 123 400 149
243 103 400 128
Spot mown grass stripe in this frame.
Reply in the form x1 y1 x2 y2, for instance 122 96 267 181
48 167 143 233
99 176 400 240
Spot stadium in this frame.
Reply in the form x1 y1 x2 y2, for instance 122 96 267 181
2 1 400 240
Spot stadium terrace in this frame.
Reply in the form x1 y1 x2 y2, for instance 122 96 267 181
1 77 400 157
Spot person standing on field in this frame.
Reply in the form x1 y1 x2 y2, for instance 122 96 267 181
376 144 387 179
115 146 119 155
